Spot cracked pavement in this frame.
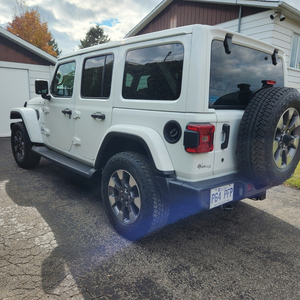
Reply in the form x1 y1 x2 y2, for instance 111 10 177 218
1 137 300 299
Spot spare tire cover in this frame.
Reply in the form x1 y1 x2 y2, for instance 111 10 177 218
237 87 300 186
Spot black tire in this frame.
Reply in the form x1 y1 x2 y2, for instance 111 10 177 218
11 122 41 169
101 152 169 240
237 87 300 186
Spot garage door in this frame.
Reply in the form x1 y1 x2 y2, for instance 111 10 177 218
0 67 30 137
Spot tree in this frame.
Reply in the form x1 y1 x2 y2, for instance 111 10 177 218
79 25 110 49
48 37 61 57
6 0 60 57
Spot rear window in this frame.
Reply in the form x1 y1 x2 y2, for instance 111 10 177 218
209 40 284 109
122 44 184 100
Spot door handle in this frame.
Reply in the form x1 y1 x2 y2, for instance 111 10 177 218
91 112 105 120
62 108 72 116
221 124 230 149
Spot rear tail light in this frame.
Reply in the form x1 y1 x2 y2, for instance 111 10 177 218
247 183 253 192
184 124 215 153
261 80 276 87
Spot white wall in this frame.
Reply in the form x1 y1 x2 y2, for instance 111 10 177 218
217 10 300 90
0 61 54 137
274 18 300 90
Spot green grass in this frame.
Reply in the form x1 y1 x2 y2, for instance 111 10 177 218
284 163 300 189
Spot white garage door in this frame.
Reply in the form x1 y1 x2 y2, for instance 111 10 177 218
0 67 30 137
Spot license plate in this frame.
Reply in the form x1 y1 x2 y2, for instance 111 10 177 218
210 183 234 209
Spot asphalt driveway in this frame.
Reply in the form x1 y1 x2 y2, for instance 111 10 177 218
1 137 300 299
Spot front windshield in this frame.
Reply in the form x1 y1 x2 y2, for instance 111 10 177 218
209 40 284 109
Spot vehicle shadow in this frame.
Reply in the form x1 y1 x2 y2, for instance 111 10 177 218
1 138 300 299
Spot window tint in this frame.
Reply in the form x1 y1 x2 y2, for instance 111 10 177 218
122 44 184 100
290 34 300 69
81 54 114 98
52 62 76 97
209 40 284 109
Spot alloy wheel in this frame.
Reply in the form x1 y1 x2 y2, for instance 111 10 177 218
273 108 300 169
13 130 25 162
108 169 141 224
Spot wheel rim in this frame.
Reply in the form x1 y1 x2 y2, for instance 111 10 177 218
273 108 300 169
13 130 25 162
108 169 141 224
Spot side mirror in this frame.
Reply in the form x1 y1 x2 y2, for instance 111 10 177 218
35 80 51 100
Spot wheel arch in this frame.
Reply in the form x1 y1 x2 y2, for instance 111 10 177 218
95 125 175 176
10 108 43 143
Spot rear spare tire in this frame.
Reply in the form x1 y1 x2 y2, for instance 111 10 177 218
237 87 300 186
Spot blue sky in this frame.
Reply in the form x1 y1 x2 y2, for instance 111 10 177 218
1 0 300 56
99 19 120 27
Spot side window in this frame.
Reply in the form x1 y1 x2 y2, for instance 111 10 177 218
122 44 184 100
81 54 114 98
290 34 300 69
52 62 76 97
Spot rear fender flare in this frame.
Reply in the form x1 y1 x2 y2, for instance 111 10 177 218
101 125 174 173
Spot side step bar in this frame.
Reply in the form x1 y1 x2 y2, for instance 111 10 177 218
32 146 97 178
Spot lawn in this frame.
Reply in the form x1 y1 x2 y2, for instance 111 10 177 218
284 163 300 189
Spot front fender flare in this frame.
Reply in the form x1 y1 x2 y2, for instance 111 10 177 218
102 124 174 173
10 108 43 143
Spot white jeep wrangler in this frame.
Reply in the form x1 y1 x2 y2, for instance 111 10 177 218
10 25 300 239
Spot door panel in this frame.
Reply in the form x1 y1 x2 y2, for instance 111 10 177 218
73 54 114 160
43 61 76 151
73 100 112 160
44 99 74 151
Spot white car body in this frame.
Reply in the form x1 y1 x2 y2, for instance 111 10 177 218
11 24 300 239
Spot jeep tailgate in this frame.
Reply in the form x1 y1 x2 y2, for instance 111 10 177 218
213 110 244 175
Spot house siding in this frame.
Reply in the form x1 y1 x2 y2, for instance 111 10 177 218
277 19 300 89
0 35 54 66
0 61 54 99
137 0 267 35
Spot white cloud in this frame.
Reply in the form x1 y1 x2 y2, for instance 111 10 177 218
0 0 161 54
0 1 13 25
41 0 162 54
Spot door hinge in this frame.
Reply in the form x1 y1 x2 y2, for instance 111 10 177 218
42 107 50 114
72 137 81 146
41 127 50 136
73 110 81 119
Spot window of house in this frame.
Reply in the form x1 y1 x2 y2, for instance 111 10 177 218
81 54 114 98
122 44 184 100
290 34 300 69
52 62 76 97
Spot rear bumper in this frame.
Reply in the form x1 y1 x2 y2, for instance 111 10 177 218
156 173 269 210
